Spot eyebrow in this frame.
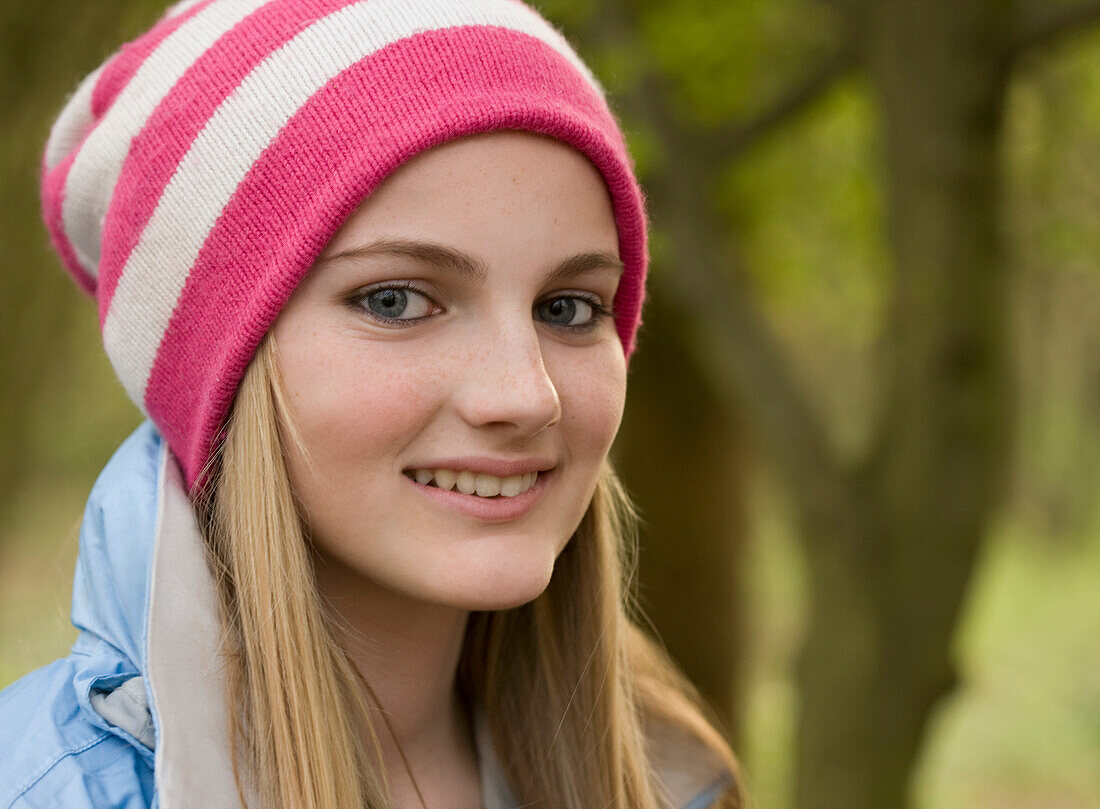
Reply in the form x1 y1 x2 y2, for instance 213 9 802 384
315 237 624 285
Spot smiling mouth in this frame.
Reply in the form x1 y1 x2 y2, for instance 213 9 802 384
401 468 541 498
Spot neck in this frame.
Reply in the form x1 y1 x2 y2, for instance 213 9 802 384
311 547 480 809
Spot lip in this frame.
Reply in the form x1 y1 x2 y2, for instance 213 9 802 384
402 456 555 478
404 468 552 522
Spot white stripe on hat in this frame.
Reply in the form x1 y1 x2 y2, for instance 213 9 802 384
61 0 277 278
102 0 600 407
44 64 107 173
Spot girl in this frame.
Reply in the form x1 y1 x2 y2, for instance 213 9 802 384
0 1 746 808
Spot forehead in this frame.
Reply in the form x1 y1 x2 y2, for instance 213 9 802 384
321 130 619 262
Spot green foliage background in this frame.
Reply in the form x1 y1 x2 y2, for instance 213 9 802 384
2 1 1099 807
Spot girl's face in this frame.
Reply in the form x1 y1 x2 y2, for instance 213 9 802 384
272 131 627 611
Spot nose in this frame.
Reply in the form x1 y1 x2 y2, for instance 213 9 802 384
454 320 562 435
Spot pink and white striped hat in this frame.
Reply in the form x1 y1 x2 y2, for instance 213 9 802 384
41 0 648 491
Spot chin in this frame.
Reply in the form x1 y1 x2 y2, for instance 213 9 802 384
432 550 559 611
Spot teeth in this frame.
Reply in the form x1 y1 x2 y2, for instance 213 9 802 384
407 468 541 497
434 469 457 491
475 474 501 497
456 470 477 495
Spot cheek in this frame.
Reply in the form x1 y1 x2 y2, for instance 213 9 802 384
558 345 627 454
275 330 440 481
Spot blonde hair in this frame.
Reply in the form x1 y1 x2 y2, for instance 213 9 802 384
195 334 747 809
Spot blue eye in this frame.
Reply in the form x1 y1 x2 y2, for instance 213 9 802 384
536 295 613 330
366 288 407 318
353 283 435 324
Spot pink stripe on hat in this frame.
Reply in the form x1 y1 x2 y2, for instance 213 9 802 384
91 0 216 119
98 0 360 320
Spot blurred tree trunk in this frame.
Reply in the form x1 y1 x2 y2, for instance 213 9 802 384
614 290 746 737
790 2 1014 808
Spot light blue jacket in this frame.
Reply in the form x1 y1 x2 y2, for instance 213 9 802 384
0 422 730 809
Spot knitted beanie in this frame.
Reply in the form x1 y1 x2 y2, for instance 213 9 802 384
41 0 648 491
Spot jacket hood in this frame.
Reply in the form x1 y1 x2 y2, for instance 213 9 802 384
70 421 161 679
60 420 162 774
69 420 251 807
